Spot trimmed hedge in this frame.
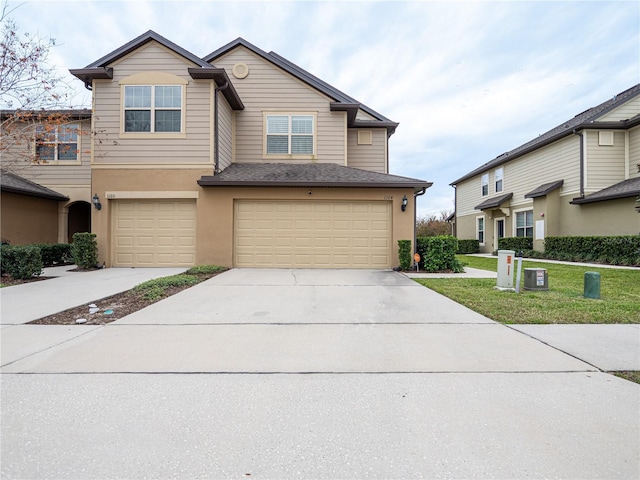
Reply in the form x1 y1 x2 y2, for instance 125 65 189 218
457 239 480 254
33 243 72 266
544 235 640 266
498 237 533 253
397 239 412 270
0 245 43 279
416 235 463 272
71 232 98 269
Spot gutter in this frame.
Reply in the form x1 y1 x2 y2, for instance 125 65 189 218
214 81 229 174
573 129 584 198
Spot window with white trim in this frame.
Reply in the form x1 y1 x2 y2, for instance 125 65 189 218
35 123 79 161
266 114 314 155
515 210 533 237
477 216 485 245
124 85 182 133
481 173 489 196
495 167 503 193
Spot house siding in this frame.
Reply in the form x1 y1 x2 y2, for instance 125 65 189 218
211 47 347 165
585 130 626 191
629 125 640 179
218 94 233 171
92 41 213 166
598 96 640 121
346 129 387 173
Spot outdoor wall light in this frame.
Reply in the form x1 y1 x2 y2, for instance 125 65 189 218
401 195 408 212
92 193 102 211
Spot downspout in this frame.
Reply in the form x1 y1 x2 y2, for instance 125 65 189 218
573 129 584 198
452 184 457 237
214 81 229 174
413 187 428 263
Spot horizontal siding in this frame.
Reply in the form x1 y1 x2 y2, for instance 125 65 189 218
218 96 233 171
456 135 580 216
585 130 626 191
93 42 212 165
213 47 346 165
346 129 387 173
598 96 640 121
629 125 640 179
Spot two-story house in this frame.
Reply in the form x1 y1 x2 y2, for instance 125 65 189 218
451 84 640 253
69 31 430 268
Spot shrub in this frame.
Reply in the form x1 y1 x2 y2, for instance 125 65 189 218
498 237 533 253
33 243 72 266
545 235 640 266
71 233 98 269
0 245 43 279
185 265 227 275
397 240 412 270
457 239 480 254
416 235 463 272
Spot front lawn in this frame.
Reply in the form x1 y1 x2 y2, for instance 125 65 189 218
414 255 640 324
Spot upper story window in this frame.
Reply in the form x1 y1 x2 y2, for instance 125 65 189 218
124 85 182 133
265 114 314 156
495 167 503 193
481 173 489 196
515 210 533 237
35 123 79 161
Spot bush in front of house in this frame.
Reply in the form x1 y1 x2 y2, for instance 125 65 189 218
33 243 73 266
0 245 43 279
498 237 533 253
544 235 640 266
397 239 412 270
457 239 480 254
416 235 463 272
71 232 98 269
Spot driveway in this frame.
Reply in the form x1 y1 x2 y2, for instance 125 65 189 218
1 268 639 479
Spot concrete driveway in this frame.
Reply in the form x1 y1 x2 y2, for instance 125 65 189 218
1 268 639 479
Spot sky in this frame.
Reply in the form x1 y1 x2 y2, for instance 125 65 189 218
6 0 640 218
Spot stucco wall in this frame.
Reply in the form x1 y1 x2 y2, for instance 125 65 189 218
1 192 60 245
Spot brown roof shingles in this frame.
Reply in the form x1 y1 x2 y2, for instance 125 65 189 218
570 177 640 204
1 170 69 201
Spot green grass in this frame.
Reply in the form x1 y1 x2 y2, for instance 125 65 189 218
613 371 640 384
132 266 227 301
413 255 640 324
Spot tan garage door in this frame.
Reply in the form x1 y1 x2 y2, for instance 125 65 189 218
234 200 392 268
112 200 196 267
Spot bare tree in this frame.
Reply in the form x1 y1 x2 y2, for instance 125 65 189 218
416 209 454 237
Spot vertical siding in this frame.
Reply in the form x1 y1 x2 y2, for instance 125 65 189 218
598 96 640 121
585 130 626 191
346 129 387 173
629 125 640 179
212 47 346 165
93 41 212 165
218 95 233 171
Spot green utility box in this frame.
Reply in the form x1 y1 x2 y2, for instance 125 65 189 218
584 272 601 299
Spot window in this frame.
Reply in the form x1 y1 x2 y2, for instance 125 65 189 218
35 124 78 161
266 114 314 155
124 85 182 133
495 167 503 193
515 210 533 237
477 216 485 245
481 173 489 196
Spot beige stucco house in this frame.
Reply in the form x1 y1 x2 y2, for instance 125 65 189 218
450 84 640 253
67 31 430 268
0 110 92 245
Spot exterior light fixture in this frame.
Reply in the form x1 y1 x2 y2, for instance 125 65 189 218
401 195 408 212
92 193 102 211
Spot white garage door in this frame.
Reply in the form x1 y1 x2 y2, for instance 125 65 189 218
112 200 196 267
234 200 392 268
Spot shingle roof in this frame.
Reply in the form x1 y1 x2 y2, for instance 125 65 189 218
452 83 640 185
570 177 640 204
1 170 69 201
524 180 564 199
474 192 513 210
198 163 431 191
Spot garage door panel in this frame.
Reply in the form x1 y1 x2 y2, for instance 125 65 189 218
235 200 391 268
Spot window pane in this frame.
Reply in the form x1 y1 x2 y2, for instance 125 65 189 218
292 135 313 154
267 116 288 134
58 143 77 160
125 110 151 132
291 116 312 134
516 212 524 228
155 110 181 132
525 210 533 225
58 124 78 142
267 135 288 154
36 144 55 160
155 86 181 108
495 179 503 192
36 125 55 142
125 86 151 108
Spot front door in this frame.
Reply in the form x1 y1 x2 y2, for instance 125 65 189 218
494 217 505 251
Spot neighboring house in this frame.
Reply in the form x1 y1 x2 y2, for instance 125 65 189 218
450 84 640 253
0 110 92 244
69 31 431 268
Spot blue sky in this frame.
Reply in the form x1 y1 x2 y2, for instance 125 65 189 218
7 0 640 218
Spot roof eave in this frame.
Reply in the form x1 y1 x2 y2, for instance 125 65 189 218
570 191 640 204
1 185 69 201
187 68 244 110
197 177 432 191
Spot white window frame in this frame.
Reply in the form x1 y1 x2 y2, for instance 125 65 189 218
495 167 504 193
263 112 317 158
481 173 489 196
476 215 486 246
122 85 184 134
34 123 80 164
514 209 534 238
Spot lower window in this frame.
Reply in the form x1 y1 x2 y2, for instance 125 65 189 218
515 210 533 237
477 217 485 244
